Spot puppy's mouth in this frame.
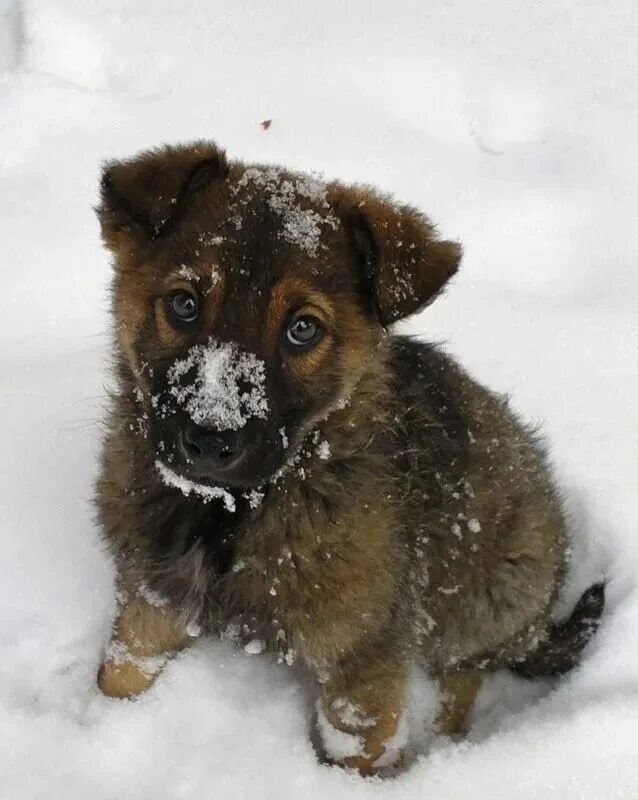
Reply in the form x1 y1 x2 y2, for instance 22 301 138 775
151 415 293 496
156 453 268 493
154 459 241 512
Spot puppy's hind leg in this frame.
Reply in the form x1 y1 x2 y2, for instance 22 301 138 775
98 594 191 699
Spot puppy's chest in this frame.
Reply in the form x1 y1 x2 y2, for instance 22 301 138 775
221 496 340 654
153 471 398 664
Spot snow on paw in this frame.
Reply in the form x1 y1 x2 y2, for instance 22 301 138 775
97 636 169 698
316 698 407 776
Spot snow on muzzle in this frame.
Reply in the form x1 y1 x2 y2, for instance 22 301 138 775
167 339 269 432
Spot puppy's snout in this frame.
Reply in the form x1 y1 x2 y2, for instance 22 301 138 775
180 421 244 471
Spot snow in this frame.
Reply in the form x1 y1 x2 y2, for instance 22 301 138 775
315 439 331 461
167 339 268 430
0 1 21 71
330 697 377 730
316 700 366 761
0 1 637 798
234 167 338 256
244 639 266 656
104 639 167 679
177 264 199 282
374 713 409 770
245 489 265 509
467 518 481 534
155 460 237 512
136 583 169 609
279 426 289 449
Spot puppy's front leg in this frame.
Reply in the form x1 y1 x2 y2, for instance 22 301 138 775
436 671 483 736
316 653 409 776
98 594 190 699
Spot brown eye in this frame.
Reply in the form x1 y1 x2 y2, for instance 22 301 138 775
169 291 199 323
286 316 323 348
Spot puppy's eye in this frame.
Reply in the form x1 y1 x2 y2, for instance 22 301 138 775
168 291 199 323
286 316 323 348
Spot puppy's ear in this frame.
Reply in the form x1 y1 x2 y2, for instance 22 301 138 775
97 141 228 254
328 184 462 325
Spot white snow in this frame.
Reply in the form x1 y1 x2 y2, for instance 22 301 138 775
279 426 289 449
167 339 268 430
244 639 266 656
177 264 199 282
316 700 366 761
244 489 265 509
373 712 409 769
467 518 481 534
1 1 637 798
104 638 168 679
185 620 202 639
155 460 237 512
136 583 169 609
0 0 21 71
330 697 377 729
316 439 331 461
234 167 338 256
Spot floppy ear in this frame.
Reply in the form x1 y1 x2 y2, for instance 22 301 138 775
328 184 462 325
97 141 228 254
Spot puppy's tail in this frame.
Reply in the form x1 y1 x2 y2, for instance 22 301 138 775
510 582 605 679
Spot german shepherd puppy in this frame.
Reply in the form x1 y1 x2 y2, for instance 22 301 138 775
95 141 604 775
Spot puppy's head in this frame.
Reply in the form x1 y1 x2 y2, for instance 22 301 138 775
97 141 461 491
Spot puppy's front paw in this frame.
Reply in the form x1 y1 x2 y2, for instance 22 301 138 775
337 750 405 778
97 594 191 698
97 659 158 699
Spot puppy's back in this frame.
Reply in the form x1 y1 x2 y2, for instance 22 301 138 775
388 337 567 672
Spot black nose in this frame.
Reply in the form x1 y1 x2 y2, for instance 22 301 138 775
180 421 243 471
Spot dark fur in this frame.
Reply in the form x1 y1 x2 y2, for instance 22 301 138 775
95 141 603 773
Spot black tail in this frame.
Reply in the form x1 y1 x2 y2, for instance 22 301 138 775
510 583 605 679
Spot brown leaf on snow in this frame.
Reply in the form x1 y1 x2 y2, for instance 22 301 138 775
260 119 272 131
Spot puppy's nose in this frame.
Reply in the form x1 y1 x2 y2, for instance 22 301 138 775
181 421 243 470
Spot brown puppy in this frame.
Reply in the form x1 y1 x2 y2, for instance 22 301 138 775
95 142 604 775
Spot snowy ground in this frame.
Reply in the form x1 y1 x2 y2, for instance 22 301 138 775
1 1 637 797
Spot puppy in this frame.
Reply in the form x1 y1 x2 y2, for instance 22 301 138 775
95 142 603 775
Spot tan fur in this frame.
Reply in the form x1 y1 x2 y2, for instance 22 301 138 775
99 598 189 698
436 672 484 736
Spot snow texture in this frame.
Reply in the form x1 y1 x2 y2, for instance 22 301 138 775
136 583 169 609
104 639 167 679
373 712 409 769
0 1 637 798
167 339 268 430
177 264 199 282
316 700 366 761
234 167 339 256
155 460 236 512
244 639 266 656
0 0 22 71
